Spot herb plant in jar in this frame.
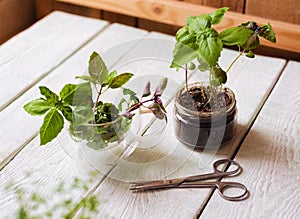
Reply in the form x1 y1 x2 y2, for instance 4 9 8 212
170 7 276 148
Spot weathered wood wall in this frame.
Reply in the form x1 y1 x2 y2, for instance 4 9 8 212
34 0 300 60
246 0 299 24
0 0 36 44
40 0 300 25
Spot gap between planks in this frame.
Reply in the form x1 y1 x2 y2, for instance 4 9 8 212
194 61 288 218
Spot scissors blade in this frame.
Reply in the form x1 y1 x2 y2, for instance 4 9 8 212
130 178 185 191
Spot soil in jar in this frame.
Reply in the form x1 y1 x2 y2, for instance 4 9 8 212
178 86 232 113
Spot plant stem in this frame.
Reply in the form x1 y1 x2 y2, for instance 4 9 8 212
185 64 189 94
94 85 103 111
226 50 244 74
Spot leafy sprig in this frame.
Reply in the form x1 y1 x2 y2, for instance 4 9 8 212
24 52 168 147
24 84 79 145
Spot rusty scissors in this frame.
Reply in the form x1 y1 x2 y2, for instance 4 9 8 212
130 159 249 201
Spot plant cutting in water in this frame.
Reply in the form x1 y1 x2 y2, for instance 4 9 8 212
24 52 167 148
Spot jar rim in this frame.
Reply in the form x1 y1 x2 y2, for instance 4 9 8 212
175 82 236 119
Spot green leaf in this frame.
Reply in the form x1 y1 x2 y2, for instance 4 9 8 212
197 56 209 72
189 15 212 34
123 88 136 96
198 64 208 72
220 27 254 46
103 70 118 86
212 66 227 84
118 98 127 111
171 42 198 69
108 73 133 89
75 75 96 84
98 102 119 115
59 84 78 105
23 98 52 116
197 35 222 67
60 105 73 121
188 62 196 70
72 105 95 126
246 50 255 58
40 109 64 145
211 78 223 87
86 140 106 150
88 51 109 85
39 86 59 105
186 16 197 26
72 83 93 106
209 7 229 25
123 88 139 104
259 23 276 43
176 28 197 46
242 33 260 50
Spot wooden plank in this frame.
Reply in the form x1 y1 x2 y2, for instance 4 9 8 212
0 24 148 217
52 1 101 18
0 11 107 111
201 61 300 218
84 32 287 218
246 0 300 25
55 0 300 53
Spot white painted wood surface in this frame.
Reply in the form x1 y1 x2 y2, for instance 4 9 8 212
201 61 300 218
0 11 293 219
0 11 107 111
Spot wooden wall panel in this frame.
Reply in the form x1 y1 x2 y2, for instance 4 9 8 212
52 1 101 19
179 0 244 13
33 0 299 59
246 0 300 24
138 18 179 35
35 0 52 19
102 11 136 26
0 0 36 44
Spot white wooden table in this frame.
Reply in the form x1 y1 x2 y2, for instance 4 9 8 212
0 11 299 218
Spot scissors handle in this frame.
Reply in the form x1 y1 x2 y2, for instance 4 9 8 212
177 181 250 201
216 181 249 201
184 159 242 183
213 159 242 176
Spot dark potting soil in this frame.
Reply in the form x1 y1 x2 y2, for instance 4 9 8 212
178 86 232 112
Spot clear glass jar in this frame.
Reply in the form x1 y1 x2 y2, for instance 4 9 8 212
174 83 237 149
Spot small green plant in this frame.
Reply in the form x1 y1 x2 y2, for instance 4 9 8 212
24 52 167 147
5 172 101 219
170 7 276 97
